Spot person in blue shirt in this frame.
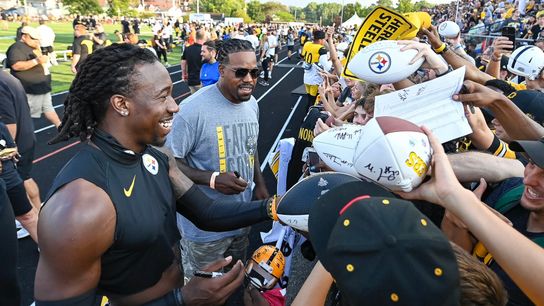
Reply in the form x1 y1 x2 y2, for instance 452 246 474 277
200 40 220 87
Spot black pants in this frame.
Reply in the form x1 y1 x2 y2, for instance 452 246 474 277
155 47 168 63
262 56 271 81
306 93 317 112
0 179 21 306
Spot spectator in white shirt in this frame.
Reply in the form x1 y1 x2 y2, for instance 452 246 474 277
36 17 57 66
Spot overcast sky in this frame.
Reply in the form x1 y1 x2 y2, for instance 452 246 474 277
266 0 455 8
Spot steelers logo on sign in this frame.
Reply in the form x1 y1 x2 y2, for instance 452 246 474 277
439 22 448 31
368 52 391 74
142 154 159 175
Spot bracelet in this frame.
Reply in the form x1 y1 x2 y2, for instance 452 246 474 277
33 58 39 66
267 195 278 221
433 43 446 54
209 171 220 189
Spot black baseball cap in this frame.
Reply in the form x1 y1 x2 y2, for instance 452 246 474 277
309 180 394 268
510 137 544 168
309 182 460 306
479 89 544 126
507 90 544 126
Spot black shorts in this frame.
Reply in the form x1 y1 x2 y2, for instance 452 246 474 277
287 45 294 51
16 146 35 181
7 183 32 216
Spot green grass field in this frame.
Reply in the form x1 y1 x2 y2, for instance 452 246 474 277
0 21 182 93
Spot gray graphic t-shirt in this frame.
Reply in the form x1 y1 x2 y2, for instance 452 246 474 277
166 84 259 242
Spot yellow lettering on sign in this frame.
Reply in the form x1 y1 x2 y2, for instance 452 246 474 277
342 6 415 80
298 128 314 143
405 152 428 177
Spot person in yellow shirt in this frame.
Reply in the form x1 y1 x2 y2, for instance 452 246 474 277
301 30 327 110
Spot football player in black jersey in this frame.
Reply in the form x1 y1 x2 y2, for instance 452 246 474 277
35 44 276 306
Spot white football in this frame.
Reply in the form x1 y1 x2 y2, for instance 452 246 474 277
312 124 364 177
347 40 424 84
438 21 460 39
353 117 432 192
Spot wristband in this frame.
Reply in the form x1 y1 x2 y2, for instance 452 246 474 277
209 171 220 189
33 58 39 66
268 195 278 221
433 43 447 54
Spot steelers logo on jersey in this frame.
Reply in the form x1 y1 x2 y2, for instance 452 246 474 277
142 154 159 175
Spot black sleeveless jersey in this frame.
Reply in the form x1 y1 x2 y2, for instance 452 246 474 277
44 130 180 296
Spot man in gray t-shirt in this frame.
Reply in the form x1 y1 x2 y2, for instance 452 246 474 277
166 39 269 280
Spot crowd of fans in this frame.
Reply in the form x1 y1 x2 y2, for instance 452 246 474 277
1 0 544 305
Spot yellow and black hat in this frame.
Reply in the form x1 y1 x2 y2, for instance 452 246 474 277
309 181 460 306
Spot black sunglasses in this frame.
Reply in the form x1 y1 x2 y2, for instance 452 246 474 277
226 67 260 79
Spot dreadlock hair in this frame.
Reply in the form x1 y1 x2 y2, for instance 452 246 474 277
216 39 254 65
49 43 157 144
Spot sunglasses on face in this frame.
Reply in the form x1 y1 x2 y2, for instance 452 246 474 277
225 67 260 79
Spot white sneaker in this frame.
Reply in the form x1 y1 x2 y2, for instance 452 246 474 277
259 71 265 78
268 71 272 79
17 227 30 239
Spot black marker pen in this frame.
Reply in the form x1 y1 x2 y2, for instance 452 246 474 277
194 271 223 278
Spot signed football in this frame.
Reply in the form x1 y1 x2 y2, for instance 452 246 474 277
312 124 365 176
276 172 360 232
352 116 432 192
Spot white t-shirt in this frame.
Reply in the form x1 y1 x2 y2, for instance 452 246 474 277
245 35 260 50
267 35 278 49
153 22 162 35
37 24 55 47
162 25 172 38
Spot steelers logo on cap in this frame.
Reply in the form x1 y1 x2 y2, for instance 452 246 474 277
368 52 391 74
142 154 159 175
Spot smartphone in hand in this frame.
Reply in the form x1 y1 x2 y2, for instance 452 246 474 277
501 27 516 50
308 151 322 174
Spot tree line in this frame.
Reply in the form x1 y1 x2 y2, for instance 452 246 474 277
60 0 436 24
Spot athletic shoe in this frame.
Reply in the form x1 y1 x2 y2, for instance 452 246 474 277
259 71 265 78
17 227 30 239
258 80 269 86
165 62 170 67
268 71 272 79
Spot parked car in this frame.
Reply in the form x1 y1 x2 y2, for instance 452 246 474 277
1 7 25 20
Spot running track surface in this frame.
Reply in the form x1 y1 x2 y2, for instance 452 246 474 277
17 47 309 305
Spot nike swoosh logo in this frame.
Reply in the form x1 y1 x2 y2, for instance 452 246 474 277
123 175 136 197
